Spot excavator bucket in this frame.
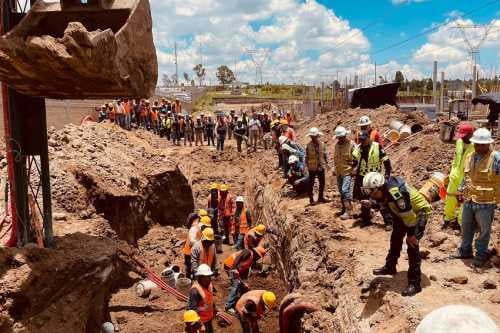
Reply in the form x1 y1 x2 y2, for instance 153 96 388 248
0 0 157 99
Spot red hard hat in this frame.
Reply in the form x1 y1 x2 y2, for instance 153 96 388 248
455 123 475 139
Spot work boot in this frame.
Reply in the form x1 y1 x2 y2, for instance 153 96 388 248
402 284 422 297
335 201 346 217
372 265 397 275
340 201 352 220
317 197 330 204
449 250 473 260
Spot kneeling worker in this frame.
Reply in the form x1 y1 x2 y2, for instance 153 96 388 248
236 290 277 333
188 264 217 333
363 172 432 296
287 155 309 195
183 310 206 333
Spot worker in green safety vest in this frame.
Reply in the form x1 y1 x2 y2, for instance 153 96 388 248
443 123 475 230
363 172 432 297
352 130 392 228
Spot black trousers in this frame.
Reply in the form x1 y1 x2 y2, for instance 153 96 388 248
308 169 325 202
184 254 192 279
385 218 421 285
203 320 214 333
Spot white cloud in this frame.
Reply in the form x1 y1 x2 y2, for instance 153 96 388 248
446 10 463 19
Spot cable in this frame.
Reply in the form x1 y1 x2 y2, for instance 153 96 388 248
371 0 500 56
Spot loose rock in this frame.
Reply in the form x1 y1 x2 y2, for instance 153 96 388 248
483 279 497 290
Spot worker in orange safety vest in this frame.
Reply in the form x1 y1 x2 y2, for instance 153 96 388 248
188 264 216 333
219 184 236 245
191 228 218 279
232 196 253 250
236 290 277 333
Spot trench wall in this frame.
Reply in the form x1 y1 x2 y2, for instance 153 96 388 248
246 163 367 332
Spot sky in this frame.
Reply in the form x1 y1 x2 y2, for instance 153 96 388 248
150 0 500 85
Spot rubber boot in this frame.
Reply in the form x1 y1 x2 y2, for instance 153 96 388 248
402 284 422 296
373 265 397 275
340 201 352 220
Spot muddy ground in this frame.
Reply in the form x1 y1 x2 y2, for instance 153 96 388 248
0 105 498 333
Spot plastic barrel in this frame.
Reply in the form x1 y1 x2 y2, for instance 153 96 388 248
136 280 158 298
175 277 192 296
419 172 445 202
161 265 180 288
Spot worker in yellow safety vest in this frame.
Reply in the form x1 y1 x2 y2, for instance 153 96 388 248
451 128 499 268
443 123 475 230
352 130 392 228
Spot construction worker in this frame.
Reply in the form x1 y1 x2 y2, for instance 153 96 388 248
287 155 309 195
234 118 249 153
236 290 277 333
279 135 305 177
305 127 329 205
207 183 220 235
195 117 204 146
333 126 355 220
281 119 296 141
183 212 202 279
243 224 266 249
357 116 383 146
183 310 206 333
248 113 261 152
223 247 267 313
233 196 252 250
353 130 392 228
443 123 475 230
219 185 236 245
188 264 216 333
365 172 432 296
452 128 499 268
191 228 217 278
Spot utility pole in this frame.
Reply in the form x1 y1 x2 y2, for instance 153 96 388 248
374 62 377 85
472 65 477 99
320 82 324 113
174 42 179 86
432 61 438 105
332 81 335 110
440 71 445 114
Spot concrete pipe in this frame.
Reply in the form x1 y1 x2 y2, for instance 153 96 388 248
175 277 192 296
399 125 412 140
389 120 404 132
136 280 158 298
411 123 423 133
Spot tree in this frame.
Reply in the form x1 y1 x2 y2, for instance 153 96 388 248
183 72 190 84
193 64 206 86
378 76 387 84
162 74 171 87
216 65 236 86
394 71 404 84
425 78 433 91
191 79 195 86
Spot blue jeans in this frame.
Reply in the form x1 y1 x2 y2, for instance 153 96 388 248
459 201 495 260
235 234 245 250
336 175 353 200
225 271 241 310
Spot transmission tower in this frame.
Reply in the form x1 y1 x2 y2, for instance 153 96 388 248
451 23 495 97
245 48 270 85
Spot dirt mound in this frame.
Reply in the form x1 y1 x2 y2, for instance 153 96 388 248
47 123 194 243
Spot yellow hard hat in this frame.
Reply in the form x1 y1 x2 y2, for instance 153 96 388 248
209 183 219 190
280 119 288 125
255 224 266 236
200 216 212 227
262 291 277 309
198 209 208 217
202 227 215 241
220 184 229 192
183 310 200 323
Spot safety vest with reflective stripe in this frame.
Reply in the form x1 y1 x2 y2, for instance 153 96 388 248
447 139 475 194
352 142 387 176
183 222 201 256
224 250 254 275
236 290 266 319
200 244 216 267
386 179 432 227
191 282 215 323
238 208 249 234
463 150 499 204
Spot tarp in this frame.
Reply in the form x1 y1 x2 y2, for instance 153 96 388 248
471 93 500 106
349 82 400 109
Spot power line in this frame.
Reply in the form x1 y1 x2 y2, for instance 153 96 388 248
370 0 500 56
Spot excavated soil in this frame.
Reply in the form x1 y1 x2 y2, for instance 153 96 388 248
0 107 498 333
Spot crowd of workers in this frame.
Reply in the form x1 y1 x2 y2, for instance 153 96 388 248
117 100 498 332
97 98 293 152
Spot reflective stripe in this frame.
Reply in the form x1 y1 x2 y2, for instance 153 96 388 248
353 142 382 176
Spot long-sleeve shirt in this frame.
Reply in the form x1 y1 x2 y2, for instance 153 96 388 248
248 119 261 131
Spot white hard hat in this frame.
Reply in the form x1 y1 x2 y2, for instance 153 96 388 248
358 116 372 126
307 127 322 137
101 322 115 333
334 126 349 137
362 172 385 189
196 264 213 277
279 136 288 145
470 128 494 144
288 155 299 164
236 196 244 203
